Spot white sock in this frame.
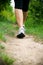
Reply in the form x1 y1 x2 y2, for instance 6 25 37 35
18 26 25 34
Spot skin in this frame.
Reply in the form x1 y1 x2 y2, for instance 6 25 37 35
23 11 28 22
15 9 28 27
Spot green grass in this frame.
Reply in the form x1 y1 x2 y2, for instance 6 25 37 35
0 53 14 65
0 9 17 41
25 13 43 42
0 21 18 42
0 43 5 49
0 44 14 65
0 10 18 41
25 25 43 40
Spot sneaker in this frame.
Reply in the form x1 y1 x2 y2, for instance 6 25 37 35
17 27 25 38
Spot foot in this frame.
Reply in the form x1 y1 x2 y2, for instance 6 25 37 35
17 27 25 38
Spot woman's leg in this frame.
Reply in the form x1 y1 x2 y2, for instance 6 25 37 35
14 0 30 38
14 0 25 38
15 9 25 38
15 9 23 27
23 11 28 22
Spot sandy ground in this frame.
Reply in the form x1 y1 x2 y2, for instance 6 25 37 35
1 35 43 65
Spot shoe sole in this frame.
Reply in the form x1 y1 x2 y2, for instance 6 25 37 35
17 33 25 39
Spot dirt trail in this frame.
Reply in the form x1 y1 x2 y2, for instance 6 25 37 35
2 35 43 65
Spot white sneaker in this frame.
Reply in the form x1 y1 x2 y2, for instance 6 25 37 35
17 27 25 38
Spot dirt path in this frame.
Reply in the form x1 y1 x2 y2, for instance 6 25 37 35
1 35 43 65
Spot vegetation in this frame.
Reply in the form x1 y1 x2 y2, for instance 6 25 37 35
0 0 11 11
0 0 43 42
25 0 43 41
0 44 14 65
0 5 17 42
